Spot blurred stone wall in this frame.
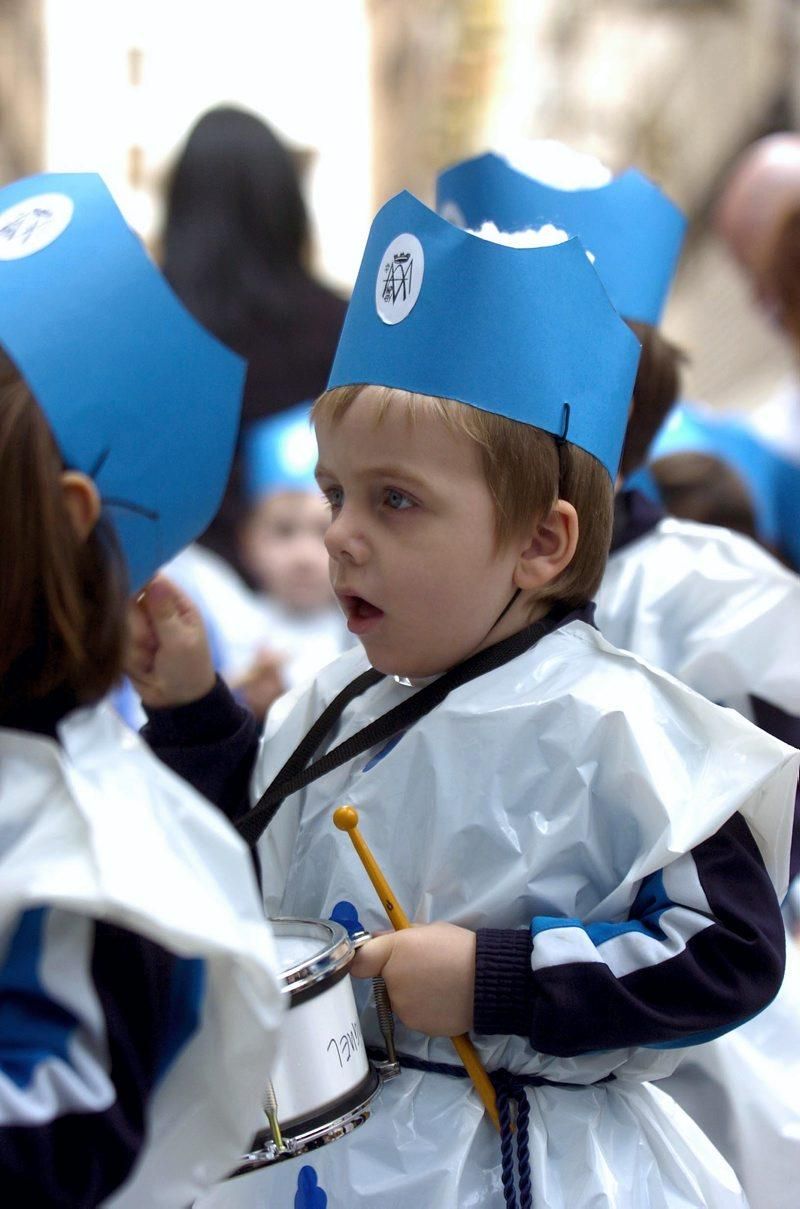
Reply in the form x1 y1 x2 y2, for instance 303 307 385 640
369 0 800 409
369 0 507 206
0 0 44 183
4 0 800 409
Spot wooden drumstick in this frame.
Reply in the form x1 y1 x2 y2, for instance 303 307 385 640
333 805 500 1131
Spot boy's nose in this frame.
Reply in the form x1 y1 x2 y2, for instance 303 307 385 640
324 510 369 565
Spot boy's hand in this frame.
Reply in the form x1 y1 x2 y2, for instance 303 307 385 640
350 922 476 1036
125 575 216 709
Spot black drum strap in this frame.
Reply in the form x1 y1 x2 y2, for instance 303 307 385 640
236 604 571 848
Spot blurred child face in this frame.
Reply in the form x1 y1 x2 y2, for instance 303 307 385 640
315 387 526 678
240 490 333 612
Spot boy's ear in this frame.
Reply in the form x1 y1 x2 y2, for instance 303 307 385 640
513 500 579 590
60 471 101 542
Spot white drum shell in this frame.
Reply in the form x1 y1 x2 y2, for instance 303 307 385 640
271 969 369 1125
193 919 380 1207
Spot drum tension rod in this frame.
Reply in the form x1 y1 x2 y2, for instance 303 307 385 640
353 929 401 1079
263 1078 286 1153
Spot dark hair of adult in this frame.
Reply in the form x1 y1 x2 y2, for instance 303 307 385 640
162 106 311 350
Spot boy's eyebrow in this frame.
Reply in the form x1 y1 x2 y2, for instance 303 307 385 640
315 462 433 491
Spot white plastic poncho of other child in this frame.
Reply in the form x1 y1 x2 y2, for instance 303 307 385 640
596 517 800 721
0 705 284 1208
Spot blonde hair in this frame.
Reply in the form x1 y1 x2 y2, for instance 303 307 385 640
313 385 613 609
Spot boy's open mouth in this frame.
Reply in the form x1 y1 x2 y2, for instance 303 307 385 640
338 593 385 636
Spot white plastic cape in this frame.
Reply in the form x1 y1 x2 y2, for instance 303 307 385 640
197 620 798 1209
596 517 800 1207
0 702 284 1208
595 516 800 717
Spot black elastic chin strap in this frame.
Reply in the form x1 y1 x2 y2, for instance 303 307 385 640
235 600 570 848
487 586 522 637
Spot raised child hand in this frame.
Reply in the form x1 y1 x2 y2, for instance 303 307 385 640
125 575 216 709
350 922 476 1037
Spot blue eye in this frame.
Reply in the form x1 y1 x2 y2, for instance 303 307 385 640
384 488 413 511
324 486 344 511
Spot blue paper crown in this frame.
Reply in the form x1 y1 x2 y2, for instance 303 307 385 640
327 191 640 479
244 402 318 500
436 153 687 325
0 173 245 591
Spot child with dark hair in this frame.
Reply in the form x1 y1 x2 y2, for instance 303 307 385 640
618 320 686 480
133 193 795 1208
0 174 282 1207
649 451 759 541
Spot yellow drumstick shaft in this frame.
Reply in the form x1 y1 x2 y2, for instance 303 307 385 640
339 814 412 931
333 805 500 1132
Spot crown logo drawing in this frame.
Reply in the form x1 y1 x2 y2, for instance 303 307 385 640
382 250 414 304
0 205 54 246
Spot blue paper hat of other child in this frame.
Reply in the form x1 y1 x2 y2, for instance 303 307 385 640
436 149 686 325
327 190 640 480
243 402 318 501
0 173 246 591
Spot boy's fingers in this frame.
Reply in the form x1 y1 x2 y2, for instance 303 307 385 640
143 576 200 631
128 595 157 644
350 933 396 979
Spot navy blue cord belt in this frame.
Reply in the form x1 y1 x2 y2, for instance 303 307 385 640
367 1047 616 1209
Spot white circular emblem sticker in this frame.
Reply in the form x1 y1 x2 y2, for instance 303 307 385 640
375 233 424 325
0 193 74 260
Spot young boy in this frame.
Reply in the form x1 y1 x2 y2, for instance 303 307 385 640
134 192 796 1208
438 145 800 829
437 145 800 1208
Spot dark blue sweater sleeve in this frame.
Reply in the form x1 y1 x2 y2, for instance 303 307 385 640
141 676 260 823
0 911 203 1207
474 812 785 1056
750 695 800 882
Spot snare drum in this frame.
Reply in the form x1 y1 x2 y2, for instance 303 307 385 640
196 917 381 1205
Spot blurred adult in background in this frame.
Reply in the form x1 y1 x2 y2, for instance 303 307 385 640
162 105 347 577
710 134 800 565
716 133 800 339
